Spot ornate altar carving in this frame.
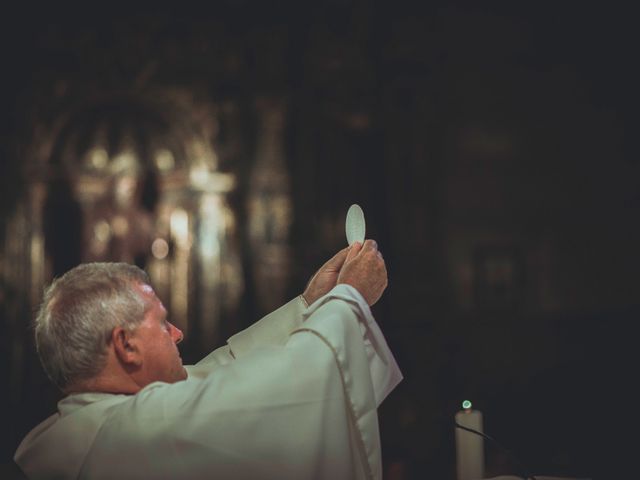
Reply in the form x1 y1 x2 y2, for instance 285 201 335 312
4 90 243 358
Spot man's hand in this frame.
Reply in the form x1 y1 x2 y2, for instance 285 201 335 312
302 247 350 305
337 239 388 306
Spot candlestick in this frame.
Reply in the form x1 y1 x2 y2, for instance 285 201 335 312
455 400 485 480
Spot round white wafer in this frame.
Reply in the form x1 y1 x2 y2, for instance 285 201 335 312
345 204 366 246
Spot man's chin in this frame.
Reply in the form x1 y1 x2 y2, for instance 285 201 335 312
177 366 188 381
165 366 188 384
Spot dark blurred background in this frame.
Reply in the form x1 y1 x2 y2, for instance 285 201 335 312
1 2 637 479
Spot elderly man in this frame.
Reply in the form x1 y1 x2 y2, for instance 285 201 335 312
15 240 402 479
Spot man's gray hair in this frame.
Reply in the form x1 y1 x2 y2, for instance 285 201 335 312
34 262 150 391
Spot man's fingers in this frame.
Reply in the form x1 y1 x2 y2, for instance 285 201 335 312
346 239 379 263
345 242 363 262
325 246 349 270
361 239 378 254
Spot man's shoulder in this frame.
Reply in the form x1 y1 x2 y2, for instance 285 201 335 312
14 395 127 478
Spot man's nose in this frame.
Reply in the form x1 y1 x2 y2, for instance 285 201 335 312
170 323 184 344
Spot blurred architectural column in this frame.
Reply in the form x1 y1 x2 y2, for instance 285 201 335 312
28 181 47 314
189 156 240 350
247 98 293 313
2 201 31 407
1 90 245 366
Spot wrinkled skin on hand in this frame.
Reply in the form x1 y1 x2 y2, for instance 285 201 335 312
337 240 388 306
302 246 350 306
303 240 388 307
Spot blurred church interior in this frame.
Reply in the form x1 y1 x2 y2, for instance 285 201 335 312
1 3 636 478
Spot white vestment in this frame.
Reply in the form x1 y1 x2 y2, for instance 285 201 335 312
15 285 402 479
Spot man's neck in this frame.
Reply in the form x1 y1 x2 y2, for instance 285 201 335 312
66 373 142 396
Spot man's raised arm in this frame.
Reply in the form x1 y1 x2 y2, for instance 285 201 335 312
187 247 350 372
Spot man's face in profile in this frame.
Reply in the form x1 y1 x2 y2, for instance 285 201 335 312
131 283 188 385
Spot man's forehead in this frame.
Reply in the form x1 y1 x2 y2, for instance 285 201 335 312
134 282 159 302
134 282 166 315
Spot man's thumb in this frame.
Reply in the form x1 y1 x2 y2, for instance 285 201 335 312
345 242 362 263
326 246 350 269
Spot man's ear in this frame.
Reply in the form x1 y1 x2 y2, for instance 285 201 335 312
111 327 142 367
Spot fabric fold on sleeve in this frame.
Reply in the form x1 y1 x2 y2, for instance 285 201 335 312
227 295 307 358
186 296 305 379
302 284 403 406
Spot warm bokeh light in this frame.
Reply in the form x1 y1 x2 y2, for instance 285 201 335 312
87 147 109 170
151 238 169 259
110 151 137 174
93 220 111 243
111 215 129 236
155 149 175 171
170 209 189 246
189 163 209 188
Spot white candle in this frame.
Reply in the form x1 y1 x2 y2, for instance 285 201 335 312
455 400 485 480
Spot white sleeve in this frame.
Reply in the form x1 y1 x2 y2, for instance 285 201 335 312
188 285 402 407
188 295 307 372
227 295 307 358
96 295 386 480
301 284 403 407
